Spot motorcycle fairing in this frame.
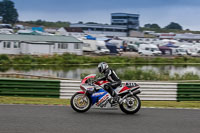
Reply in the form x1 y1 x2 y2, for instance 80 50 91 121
118 85 140 94
91 88 109 105
81 74 96 84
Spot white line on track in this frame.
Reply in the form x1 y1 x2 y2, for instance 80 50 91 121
0 104 200 110
142 106 200 110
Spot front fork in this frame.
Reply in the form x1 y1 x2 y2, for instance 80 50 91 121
81 90 93 103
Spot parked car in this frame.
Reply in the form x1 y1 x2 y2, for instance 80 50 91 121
138 44 161 56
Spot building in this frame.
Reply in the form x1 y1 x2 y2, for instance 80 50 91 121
111 13 140 36
0 34 83 55
70 23 127 37
0 24 12 29
57 27 85 37
70 13 140 37
158 33 200 42
111 13 140 30
159 33 176 39
174 33 200 42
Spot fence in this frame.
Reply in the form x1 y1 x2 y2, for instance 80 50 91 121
177 83 200 101
60 81 178 100
0 78 60 98
0 78 200 101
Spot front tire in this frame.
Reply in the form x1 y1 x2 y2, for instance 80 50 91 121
70 92 91 113
119 95 141 114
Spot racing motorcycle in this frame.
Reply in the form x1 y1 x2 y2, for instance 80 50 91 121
70 74 141 114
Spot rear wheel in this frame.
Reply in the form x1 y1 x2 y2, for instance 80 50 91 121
70 93 91 113
119 95 141 114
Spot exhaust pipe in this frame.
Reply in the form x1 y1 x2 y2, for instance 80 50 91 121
132 90 141 95
119 90 141 104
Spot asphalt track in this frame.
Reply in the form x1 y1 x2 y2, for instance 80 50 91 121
0 105 199 133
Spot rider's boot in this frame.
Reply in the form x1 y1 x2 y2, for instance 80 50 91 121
105 85 119 104
111 92 119 104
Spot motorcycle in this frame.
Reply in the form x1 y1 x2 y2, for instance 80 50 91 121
70 74 141 114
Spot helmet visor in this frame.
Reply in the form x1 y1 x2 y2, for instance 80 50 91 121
98 67 102 73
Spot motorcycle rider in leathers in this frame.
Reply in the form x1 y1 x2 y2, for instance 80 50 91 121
95 62 121 103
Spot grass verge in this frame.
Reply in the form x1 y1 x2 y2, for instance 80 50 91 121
0 96 200 109
0 96 69 105
142 101 200 109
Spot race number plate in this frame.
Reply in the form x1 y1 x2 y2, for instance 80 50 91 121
125 82 138 88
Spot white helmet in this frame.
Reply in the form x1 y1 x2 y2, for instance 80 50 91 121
98 62 108 73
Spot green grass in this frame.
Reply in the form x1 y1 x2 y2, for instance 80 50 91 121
3 54 200 65
142 101 200 109
117 69 200 81
0 96 200 109
0 96 69 105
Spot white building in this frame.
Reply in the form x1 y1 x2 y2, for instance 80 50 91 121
0 28 13 34
0 34 83 55
175 33 200 42
57 27 85 38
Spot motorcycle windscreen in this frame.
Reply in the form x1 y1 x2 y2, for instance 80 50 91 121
91 89 108 105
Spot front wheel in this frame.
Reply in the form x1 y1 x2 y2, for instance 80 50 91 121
119 95 141 114
70 92 91 113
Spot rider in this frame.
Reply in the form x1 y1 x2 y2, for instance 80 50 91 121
95 62 121 103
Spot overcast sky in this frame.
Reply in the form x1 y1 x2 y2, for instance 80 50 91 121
11 0 200 30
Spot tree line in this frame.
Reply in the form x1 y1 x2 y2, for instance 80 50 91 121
22 20 70 28
143 22 183 30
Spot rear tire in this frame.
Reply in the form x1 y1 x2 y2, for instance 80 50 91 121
119 95 141 114
70 92 91 113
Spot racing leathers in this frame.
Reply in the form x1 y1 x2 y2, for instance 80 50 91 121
96 68 121 98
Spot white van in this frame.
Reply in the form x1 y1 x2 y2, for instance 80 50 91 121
172 48 187 56
179 44 198 56
95 40 110 54
127 43 138 52
95 45 110 54
81 39 97 52
138 44 161 56
81 39 110 54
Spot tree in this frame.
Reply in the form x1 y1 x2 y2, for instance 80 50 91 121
35 19 44 25
0 0 18 24
86 22 98 24
186 29 190 31
144 24 151 28
151 24 160 29
144 23 160 29
164 22 182 30
78 21 83 24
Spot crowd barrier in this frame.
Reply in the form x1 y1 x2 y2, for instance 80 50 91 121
0 78 60 98
0 78 200 101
